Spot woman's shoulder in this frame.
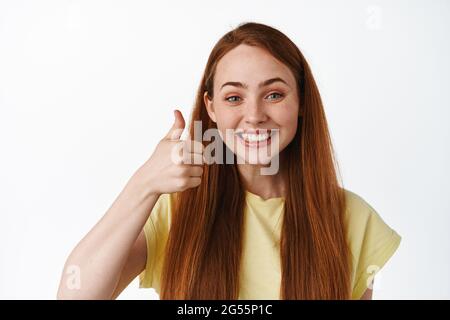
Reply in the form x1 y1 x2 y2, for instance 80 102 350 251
143 193 177 234
342 188 402 299
153 193 176 212
342 188 400 239
139 193 175 290
343 188 377 221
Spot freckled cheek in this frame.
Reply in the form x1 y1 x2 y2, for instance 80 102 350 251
286 119 299 142
215 109 242 131
275 114 299 144
273 108 297 127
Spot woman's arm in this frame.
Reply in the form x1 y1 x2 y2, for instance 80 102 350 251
360 288 373 300
56 110 204 299
110 228 148 299
360 278 374 300
56 176 160 300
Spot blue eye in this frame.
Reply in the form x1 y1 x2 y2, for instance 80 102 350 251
267 92 283 100
225 96 241 103
225 93 283 104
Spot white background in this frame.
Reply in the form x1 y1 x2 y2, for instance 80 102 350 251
1 0 449 299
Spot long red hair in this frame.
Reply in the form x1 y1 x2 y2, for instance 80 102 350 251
160 22 351 299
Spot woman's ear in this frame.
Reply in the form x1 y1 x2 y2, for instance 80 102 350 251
203 91 217 123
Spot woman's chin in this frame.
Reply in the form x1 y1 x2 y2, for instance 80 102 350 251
235 152 278 166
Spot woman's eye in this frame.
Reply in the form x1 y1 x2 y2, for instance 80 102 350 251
225 93 283 103
266 92 283 100
225 96 241 103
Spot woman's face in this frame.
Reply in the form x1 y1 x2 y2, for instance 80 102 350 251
204 44 300 166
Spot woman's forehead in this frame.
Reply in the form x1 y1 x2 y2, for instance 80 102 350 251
214 45 296 89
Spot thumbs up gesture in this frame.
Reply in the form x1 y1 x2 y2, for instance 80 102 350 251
164 109 186 141
133 110 204 197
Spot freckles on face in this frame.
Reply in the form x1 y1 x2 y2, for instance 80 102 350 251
209 44 299 161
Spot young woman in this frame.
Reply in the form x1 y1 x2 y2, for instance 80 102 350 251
57 22 401 300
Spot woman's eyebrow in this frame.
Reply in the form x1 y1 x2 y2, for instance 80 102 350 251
220 77 290 91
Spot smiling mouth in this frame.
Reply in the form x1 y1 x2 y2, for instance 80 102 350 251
235 129 275 147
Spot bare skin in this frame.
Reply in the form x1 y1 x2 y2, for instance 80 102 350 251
56 110 204 299
361 288 373 300
204 44 299 200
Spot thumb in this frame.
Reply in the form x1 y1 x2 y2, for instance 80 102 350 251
165 109 185 140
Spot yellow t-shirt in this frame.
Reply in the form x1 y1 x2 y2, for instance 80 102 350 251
138 189 401 299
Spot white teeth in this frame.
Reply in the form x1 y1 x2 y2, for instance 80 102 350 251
239 132 271 142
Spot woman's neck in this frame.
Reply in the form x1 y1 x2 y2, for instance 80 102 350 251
236 159 287 201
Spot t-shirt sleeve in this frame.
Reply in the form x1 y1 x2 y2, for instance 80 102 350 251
138 193 172 289
345 190 402 299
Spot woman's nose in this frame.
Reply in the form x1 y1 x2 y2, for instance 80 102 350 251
244 100 268 125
